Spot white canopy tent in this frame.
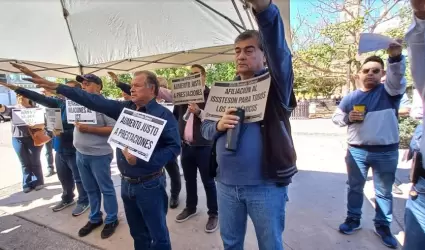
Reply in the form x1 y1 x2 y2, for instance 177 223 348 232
0 0 291 78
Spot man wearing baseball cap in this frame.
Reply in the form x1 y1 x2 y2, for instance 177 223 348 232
70 73 120 239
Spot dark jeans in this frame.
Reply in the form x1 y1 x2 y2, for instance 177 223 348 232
121 175 171 250
12 137 44 188
44 135 54 171
56 152 88 205
76 152 118 224
181 144 218 215
403 177 425 250
345 147 398 226
164 158 181 199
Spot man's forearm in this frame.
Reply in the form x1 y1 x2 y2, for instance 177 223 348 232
332 109 350 127
201 120 223 140
86 126 113 136
15 88 60 108
384 55 407 96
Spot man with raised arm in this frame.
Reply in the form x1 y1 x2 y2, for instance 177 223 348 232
0 79 89 216
200 0 297 249
17 65 180 250
402 1 425 249
107 71 182 209
331 44 405 248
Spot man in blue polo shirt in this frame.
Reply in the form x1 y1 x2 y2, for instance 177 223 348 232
332 44 405 248
18 67 180 250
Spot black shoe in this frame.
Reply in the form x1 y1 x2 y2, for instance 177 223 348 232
101 220 119 239
205 215 218 233
78 221 103 237
45 170 56 177
339 217 361 235
175 208 197 223
374 225 398 249
169 196 179 209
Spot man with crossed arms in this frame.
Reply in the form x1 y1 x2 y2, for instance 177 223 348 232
21 67 180 250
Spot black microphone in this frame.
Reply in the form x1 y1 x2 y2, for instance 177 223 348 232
225 108 245 151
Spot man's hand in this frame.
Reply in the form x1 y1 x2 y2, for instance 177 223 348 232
243 0 271 12
10 62 41 79
387 39 403 57
348 110 364 122
122 147 137 165
188 102 201 115
217 108 240 132
411 0 425 19
0 81 18 91
107 72 119 85
75 122 91 133
24 77 59 91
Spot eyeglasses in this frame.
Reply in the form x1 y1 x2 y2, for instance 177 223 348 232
362 68 381 74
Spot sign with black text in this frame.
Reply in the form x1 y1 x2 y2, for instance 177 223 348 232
171 73 204 105
108 108 167 162
161 103 174 113
46 108 63 132
12 108 45 126
204 73 271 123
66 100 97 124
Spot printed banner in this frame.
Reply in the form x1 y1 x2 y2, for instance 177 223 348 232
66 100 97 124
46 108 63 132
108 108 167 162
12 108 45 126
171 73 204 105
204 73 271 123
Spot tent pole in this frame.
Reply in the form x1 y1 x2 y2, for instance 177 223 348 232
61 0 84 75
194 0 246 32
231 0 246 29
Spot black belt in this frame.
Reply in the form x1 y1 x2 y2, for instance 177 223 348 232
121 169 164 184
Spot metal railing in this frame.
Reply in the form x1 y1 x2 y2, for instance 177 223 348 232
290 101 310 120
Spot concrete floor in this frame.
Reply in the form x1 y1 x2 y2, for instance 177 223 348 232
0 119 410 250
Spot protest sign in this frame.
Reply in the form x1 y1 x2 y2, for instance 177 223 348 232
66 100 97 124
161 103 174 113
204 73 270 123
46 108 63 132
108 108 167 162
358 33 400 54
171 73 204 105
12 108 45 126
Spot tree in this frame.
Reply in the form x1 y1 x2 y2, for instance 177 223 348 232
205 62 236 87
292 0 412 95
101 73 132 98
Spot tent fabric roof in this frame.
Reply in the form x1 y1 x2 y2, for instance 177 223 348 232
0 0 290 78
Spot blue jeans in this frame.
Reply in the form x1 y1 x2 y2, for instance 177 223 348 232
181 144 218 215
403 177 425 250
12 137 44 188
56 152 88 205
345 147 398 226
121 174 171 250
217 181 288 250
76 152 118 224
44 136 54 171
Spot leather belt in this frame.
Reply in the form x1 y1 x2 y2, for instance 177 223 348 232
121 169 164 184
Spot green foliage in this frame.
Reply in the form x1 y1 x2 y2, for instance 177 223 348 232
399 117 421 149
205 63 236 87
101 73 132 98
155 67 190 85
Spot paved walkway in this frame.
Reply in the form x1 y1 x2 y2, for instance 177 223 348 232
0 119 410 249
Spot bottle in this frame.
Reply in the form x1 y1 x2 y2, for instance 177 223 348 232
183 108 191 121
225 108 245 151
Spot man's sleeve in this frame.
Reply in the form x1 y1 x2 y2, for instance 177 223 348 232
103 114 117 126
384 55 407 96
332 96 351 127
255 3 293 107
144 112 181 167
56 84 123 121
117 82 131 95
201 120 224 141
406 16 425 97
15 88 60 108
399 92 411 108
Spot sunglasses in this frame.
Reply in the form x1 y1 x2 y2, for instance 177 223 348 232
362 68 381 74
